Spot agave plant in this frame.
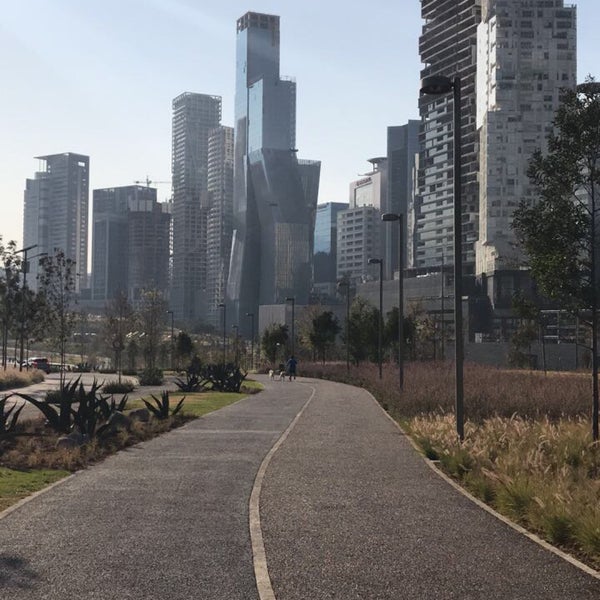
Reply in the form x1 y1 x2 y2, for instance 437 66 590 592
142 391 185 420
97 394 130 422
0 394 24 434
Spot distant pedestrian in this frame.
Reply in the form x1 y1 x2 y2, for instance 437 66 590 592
285 355 297 381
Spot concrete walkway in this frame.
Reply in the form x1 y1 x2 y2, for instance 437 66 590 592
1 377 599 599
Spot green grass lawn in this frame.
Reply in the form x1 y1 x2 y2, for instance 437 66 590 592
0 467 70 512
0 384 263 513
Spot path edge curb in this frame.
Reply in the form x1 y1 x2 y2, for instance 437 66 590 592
362 388 600 581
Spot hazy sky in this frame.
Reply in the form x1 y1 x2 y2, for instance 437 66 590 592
1 1 599 249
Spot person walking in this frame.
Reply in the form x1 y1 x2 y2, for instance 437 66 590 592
285 355 297 381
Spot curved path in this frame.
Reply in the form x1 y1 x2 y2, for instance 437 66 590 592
0 377 599 599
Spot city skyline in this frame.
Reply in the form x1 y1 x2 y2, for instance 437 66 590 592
2 1 599 253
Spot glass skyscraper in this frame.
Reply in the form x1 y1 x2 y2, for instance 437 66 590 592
227 12 320 334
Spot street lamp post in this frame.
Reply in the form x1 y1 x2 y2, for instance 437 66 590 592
232 325 239 366
381 213 405 390
337 281 351 374
166 310 174 370
368 258 383 379
218 303 226 363
421 74 464 441
285 297 295 357
246 312 255 370
16 244 37 372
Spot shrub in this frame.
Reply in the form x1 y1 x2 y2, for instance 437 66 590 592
203 363 247 393
142 391 184 420
138 367 163 386
102 381 135 394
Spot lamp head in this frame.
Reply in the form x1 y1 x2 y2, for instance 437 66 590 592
368 258 382 265
381 213 400 222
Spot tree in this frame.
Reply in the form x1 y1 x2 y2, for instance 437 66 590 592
103 292 134 382
384 307 415 364
308 311 340 363
261 324 288 364
0 240 22 368
137 289 168 371
513 78 600 439
38 250 77 385
346 297 379 365
174 331 194 370
508 292 540 369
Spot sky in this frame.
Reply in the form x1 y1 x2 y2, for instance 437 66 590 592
1 0 599 250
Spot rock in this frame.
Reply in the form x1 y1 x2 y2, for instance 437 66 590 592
56 435 80 450
104 411 131 434
128 408 150 423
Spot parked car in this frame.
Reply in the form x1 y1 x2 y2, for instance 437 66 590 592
27 357 51 373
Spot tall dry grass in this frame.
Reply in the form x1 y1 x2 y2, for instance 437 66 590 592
0 367 44 391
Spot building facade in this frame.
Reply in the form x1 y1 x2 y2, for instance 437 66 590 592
23 153 89 291
475 0 577 277
313 202 349 285
418 0 481 273
206 126 235 328
227 11 320 336
387 122 420 275
171 92 222 325
91 185 171 303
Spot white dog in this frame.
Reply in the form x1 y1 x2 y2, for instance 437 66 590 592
268 369 275 380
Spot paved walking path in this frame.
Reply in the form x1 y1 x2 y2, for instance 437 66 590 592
1 376 599 599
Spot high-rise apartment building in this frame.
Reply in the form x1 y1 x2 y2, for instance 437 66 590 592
171 92 222 324
475 0 577 277
227 12 320 335
418 1 481 272
91 185 171 303
23 153 89 291
206 126 234 328
387 122 420 276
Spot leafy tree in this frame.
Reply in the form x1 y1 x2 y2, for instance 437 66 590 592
137 289 168 371
513 78 600 439
347 297 379 365
508 292 540 369
384 307 416 364
103 292 134 383
0 241 23 368
174 331 194 370
261 323 288 364
308 311 340 363
38 250 77 385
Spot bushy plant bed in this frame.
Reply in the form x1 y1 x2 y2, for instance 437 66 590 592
0 368 45 391
138 367 163 386
102 380 135 394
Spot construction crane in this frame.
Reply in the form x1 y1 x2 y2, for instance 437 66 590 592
133 176 171 188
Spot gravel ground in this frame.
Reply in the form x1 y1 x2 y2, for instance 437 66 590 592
260 378 600 600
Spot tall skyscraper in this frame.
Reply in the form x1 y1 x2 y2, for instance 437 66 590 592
23 153 89 291
171 92 222 324
475 0 577 277
227 12 321 335
387 122 420 276
418 1 481 272
206 126 234 328
91 185 171 303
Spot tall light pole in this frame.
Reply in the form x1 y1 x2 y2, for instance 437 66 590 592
421 74 464 441
368 258 383 379
16 244 37 372
381 213 404 389
218 303 226 364
166 310 174 370
285 297 295 357
246 312 255 370
232 325 239 366
337 281 350 373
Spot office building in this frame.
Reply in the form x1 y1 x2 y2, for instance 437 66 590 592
91 185 171 303
227 11 320 335
206 126 234 328
23 153 89 291
387 122 420 275
171 92 222 324
313 202 348 285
